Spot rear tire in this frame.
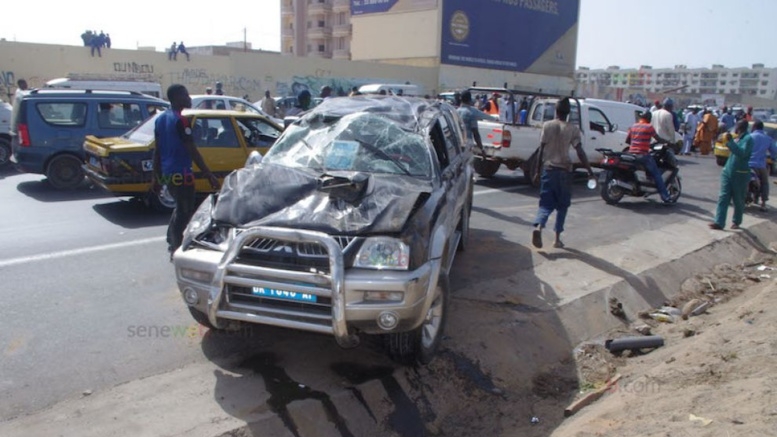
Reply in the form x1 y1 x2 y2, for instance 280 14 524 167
0 138 11 170
385 275 449 365
600 171 624 205
46 154 85 190
146 185 175 212
473 157 500 178
525 150 541 187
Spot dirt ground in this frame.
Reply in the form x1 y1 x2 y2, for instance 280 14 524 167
549 252 777 437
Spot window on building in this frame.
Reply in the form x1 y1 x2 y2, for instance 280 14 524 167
763 73 769 77
762 81 768 86
732 73 739 77
318 44 325 52
761 90 767 95
318 20 325 27
338 12 346 25
289 45 293 53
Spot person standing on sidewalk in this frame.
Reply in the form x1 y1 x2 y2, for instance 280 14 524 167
531 97 595 249
681 106 700 155
748 120 777 212
152 84 219 259
709 120 753 230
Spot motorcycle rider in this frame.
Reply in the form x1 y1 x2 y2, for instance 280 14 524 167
748 120 777 211
625 111 673 203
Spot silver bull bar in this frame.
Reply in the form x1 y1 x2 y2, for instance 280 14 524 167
207 226 360 348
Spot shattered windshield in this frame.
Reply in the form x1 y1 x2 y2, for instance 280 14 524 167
263 112 432 178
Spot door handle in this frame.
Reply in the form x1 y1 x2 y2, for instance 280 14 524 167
590 137 597 140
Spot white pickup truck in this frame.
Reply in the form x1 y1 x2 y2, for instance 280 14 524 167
470 89 628 184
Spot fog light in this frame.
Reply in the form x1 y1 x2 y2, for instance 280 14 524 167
183 287 200 305
364 291 404 302
377 311 399 331
180 268 213 283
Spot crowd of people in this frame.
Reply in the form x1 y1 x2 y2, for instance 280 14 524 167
81 30 111 57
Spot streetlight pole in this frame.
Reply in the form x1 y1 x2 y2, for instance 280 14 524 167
243 27 247 52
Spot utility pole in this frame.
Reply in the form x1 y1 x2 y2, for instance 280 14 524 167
244 27 247 52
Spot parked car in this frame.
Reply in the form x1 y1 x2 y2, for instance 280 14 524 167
191 95 283 126
83 109 282 209
713 121 776 174
10 89 168 189
0 99 12 169
173 96 474 364
271 95 323 119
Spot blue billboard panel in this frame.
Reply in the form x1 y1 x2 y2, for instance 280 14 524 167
441 0 580 74
351 0 398 15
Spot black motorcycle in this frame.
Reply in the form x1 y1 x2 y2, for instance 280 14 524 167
594 144 682 205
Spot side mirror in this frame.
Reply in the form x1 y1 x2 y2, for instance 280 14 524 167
610 123 618 133
245 150 263 167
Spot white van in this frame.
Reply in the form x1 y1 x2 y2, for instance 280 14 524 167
45 78 163 98
584 98 683 146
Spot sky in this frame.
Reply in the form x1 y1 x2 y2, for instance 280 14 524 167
1 0 775 70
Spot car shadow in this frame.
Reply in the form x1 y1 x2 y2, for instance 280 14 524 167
200 226 581 437
0 166 20 180
16 179 114 202
92 199 171 228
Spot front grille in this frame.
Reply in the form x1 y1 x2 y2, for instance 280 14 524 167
220 233 353 328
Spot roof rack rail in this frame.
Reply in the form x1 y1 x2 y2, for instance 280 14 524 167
28 88 144 96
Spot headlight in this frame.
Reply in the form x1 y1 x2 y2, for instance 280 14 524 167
354 237 410 270
181 195 214 250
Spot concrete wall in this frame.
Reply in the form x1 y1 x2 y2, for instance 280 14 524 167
0 41 439 102
438 64 577 95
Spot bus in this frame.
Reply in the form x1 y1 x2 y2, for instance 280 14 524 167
45 78 163 98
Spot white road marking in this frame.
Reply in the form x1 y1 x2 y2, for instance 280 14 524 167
1 187 522 268
473 185 527 197
0 236 166 268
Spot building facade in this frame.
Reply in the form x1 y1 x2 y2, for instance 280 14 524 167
281 0 353 60
576 64 777 105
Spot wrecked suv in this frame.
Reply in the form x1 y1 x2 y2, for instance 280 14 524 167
173 96 474 363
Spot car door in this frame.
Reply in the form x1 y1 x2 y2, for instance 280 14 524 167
190 115 245 191
431 115 464 254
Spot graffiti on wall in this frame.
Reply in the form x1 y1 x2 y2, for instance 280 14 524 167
113 62 155 75
170 68 264 98
0 70 15 100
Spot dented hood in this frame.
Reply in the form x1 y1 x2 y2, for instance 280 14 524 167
212 163 432 234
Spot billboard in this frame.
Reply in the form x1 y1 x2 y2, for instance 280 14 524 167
351 0 437 16
441 0 580 76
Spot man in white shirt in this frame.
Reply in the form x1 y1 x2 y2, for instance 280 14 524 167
14 79 28 104
652 98 677 148
260 90 276 118
681 106 701 155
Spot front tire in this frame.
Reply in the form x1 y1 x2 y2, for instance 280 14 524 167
666 176 682 203
473 157 500 178
145 185 175 212
600 171 625 205
46 154 85 190
385 275 449 365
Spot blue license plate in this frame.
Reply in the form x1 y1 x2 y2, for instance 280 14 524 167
251 287 317 303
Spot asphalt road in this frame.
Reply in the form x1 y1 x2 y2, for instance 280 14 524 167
0 155 730 420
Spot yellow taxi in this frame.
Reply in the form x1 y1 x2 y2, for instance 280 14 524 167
714 121 776 172
83 109 282 209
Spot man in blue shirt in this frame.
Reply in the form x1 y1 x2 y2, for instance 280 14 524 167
719 106 736 131
153 84 219 258
748 120 777 211
456 90 491 150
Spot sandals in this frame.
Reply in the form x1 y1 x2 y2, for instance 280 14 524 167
708 223 723 230
532 228 543 248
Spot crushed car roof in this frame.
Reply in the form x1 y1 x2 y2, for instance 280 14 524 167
296 95 443 132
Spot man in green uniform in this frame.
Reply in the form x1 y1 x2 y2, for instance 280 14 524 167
709 120 753 230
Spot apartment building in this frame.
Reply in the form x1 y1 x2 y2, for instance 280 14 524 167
576 64 777 100
281 0 352 60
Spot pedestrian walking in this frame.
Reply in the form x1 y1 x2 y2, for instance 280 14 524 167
681 106 700 155
260 90 276 117
152 84 219 259
719 106 735 131
694 109 718 155
531 97 595 249
748 120 777 211
456 90 491 150
709 120 753 230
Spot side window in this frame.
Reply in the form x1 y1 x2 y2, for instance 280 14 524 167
36 102 87 127
589 108 611 133
148 104 167 118
97 102 143 129
531 104 545 122
634 110 642 123
192 117 239 148
430 120 450 170
230 101 261 115
543 103 556 121
235 118 281 148
439 114 460 158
